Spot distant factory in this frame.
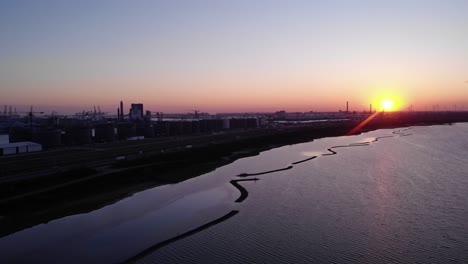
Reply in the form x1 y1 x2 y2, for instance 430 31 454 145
130 103 144 121
0 101 266 153
2 100 468 156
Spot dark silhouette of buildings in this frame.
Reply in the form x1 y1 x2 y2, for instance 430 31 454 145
130 104 144 121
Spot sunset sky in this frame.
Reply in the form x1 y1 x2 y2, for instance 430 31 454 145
1 0 467 114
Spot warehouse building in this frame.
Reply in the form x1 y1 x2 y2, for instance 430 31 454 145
0 142 42 156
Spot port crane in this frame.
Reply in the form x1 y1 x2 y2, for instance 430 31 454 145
184 110 201 120
14 106 44 119
27 106 44 117
12 106 45 128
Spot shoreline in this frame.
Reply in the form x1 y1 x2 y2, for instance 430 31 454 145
0 119 467 237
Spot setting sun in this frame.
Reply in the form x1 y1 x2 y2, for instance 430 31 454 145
381 99 395 111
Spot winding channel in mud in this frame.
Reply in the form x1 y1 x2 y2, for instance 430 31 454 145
237 166 294 177
231 128 413 202
230 178 259 203
123 128 413 262
123 210 240 263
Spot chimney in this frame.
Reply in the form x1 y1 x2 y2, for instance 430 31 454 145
120 101 124 121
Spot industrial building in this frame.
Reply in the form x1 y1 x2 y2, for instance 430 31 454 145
0 142 42 156
1 101 270 148
130 104 144 121
0 134 8 144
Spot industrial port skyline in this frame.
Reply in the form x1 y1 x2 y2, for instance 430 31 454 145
1 99 467 117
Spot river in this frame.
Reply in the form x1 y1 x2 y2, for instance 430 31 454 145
1 124 467 263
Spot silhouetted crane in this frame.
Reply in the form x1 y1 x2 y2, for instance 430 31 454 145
16 107 44 118
27 106 44 118
15 106 44 128
186 110 200 120
193 110 200 120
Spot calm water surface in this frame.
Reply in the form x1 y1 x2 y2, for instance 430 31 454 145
1 124 467 263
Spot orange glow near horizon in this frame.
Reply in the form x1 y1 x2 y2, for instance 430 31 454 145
4 79 468 114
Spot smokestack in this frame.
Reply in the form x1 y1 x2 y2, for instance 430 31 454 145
117 108 120 120
346 101 349 113
120 101 124 121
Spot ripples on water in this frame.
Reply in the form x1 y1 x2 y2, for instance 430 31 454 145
139 124 468 264
1 124 468 263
